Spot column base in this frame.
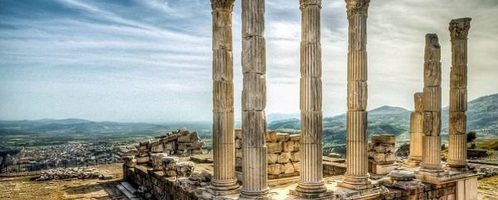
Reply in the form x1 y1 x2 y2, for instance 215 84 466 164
289 182 334 199
447 164 469 173
338 175 372 190
208 180 240 196
404 158 421 167
239 188 271 200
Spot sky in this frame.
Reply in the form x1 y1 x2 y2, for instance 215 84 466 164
0 0 497 122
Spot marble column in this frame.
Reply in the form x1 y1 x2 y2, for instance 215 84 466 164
448 18 471 170
240 0 270 199
407 93 424 166
210 0 240 195
291 0 331 198
340 0 371 190
420 34 444 173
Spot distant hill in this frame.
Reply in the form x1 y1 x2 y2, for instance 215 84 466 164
269 93 498 146
0 119 211 137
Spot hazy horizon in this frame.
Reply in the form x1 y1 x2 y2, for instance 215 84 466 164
1 0 497 122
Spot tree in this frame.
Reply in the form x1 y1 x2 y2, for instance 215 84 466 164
467 131 477 149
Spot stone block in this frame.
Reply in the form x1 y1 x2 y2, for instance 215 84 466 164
293 162 301 172
177 132 199 143
414 92 424 111
135 156 149 164
235 138 242 149
276 132 290 142
290 151 300 162
267 153 278 164
151 153 168 171
163 142 176 151
283 141 297 152
266 131 278 143
277 152 291 164
268 164 281 175
176 161 195 177
267 142 282 153
371 134 396 144
235 148 242 158
235 129 242 139
423 111 442 136
290 134 301 141
282 163 295 174
449 112 467 134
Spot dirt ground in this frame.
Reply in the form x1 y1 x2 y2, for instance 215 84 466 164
0 163 126 200
1 162 498 200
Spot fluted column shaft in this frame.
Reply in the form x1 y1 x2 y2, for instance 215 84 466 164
407 93 424 166
240 0 270 199
210 0 239 195
448 18 471 169
420 34 443 172
295 0 327 195
341 0 371 190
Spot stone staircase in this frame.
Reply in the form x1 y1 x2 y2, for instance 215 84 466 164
116 181 141 200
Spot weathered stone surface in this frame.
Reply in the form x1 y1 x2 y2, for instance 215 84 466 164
291 151 301 162
277 152 291 164
176 161 195 177
265 131 278 143
267 142 282 153
448 18 471 170
276 133 290 142
371 134 395 144
267 153 278 164
282 163 295 174
268 164 281 175
151 153 168 171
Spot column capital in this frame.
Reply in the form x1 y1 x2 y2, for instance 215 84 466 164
211 0 235 11
300 0 321 9
345 0 370 18
449 18 472 40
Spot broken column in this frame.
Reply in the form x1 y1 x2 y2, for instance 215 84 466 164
420 34 444 173
448 18 472 170
240 0 270 199
291 0 331 198
210 0 239 195
340 0 371 190
406 92 424 166
368 135 396 179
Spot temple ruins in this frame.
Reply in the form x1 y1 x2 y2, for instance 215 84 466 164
120 0 478 199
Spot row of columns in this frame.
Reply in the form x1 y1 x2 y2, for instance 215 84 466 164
209 0 374 198
408 18 472 173
211 0 471 199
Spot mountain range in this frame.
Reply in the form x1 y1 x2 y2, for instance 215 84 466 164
0 93 496 146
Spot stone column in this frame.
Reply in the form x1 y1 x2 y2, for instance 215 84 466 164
406 93 423 166
210 0 240 195
448 18 471 170
291 0 331 198
340 0 371 190
420 34 444 173
240 0 270 199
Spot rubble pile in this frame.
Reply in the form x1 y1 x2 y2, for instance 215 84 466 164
36 167 105 181
162 157 195 178
368 134 396 179
122 129 204 166
235 130 301 179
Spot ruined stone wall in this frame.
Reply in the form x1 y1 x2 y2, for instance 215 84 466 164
122 130 204 166
235 130 301 179
124 165 199 200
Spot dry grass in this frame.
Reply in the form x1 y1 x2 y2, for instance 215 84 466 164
478 175 498 200
0 163 125 200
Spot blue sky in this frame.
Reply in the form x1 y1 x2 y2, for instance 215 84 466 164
0 0 497 122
